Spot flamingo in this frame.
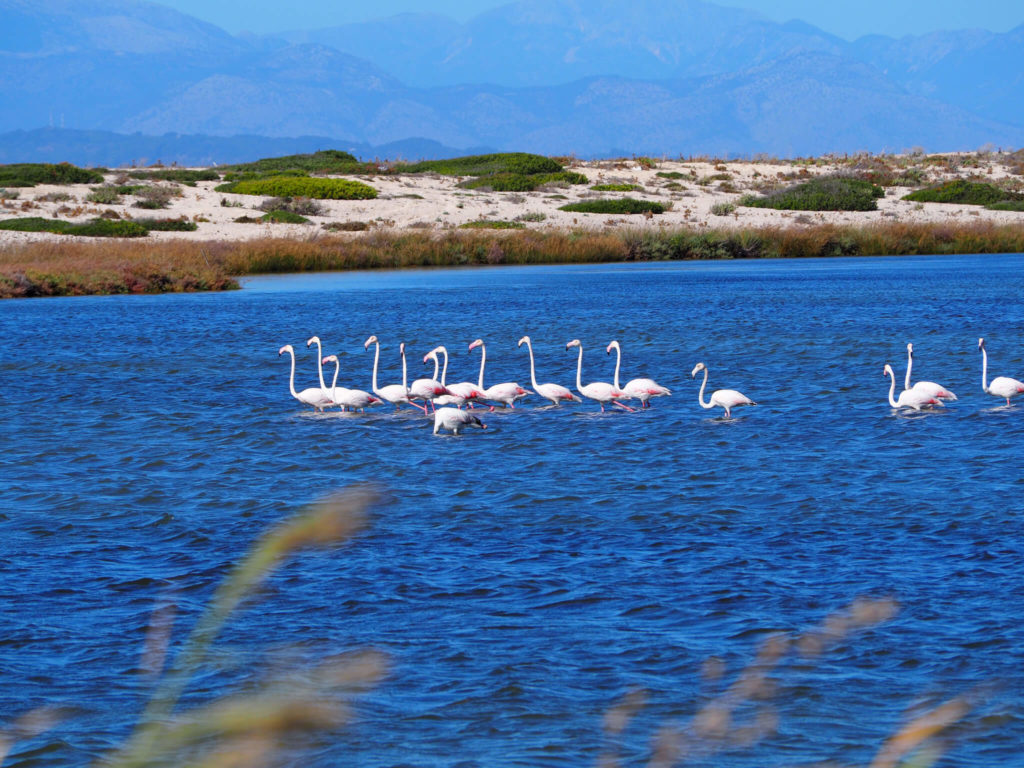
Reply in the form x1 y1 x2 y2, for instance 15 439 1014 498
469 338 532 410
322 355 382 411
884 364 942 411
978 337 1024 406
278 343 333 412
430 345 486 408
606 340 671 408
364 336 424 412
517 335 581 406
566 339 634 412
690 362 757 418
433 407 487 435
905 343 957 401
409 348 450 411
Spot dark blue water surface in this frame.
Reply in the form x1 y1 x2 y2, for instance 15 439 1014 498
3 255 1024 766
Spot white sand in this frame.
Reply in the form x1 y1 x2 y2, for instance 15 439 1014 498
1 154 1021 245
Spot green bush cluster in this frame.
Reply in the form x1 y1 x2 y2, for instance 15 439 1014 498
86 185 125 204
220 150 372 179
0 216 148 237
459 171 587 191
261 210 310 224
559 198 666 214
590 183 641 192
397 152 563 177
216 177 378 200
134 218 198 232
127 169 220 185
257 197 327 216
902 180 1020 205
986 200 1024 211
740 176 884 211
0 162 104 187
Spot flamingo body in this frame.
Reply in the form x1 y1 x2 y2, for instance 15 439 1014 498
567 339 633 412
469 338 532 409
606 340 671 408
691 362 756 418
884 364 942 411
979 337 1024 406
517 336 581 406
905 343 957 401
433 407 487 435
278 344 333 411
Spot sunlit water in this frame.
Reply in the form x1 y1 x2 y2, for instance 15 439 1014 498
3 256 1024 766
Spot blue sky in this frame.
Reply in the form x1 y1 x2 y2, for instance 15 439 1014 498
162 0 1023 39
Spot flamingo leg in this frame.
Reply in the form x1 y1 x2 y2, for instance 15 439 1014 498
613 401 635 412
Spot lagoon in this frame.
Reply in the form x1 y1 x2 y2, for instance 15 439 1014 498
3 255 1024 765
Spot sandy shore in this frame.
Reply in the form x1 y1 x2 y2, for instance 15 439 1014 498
1 155 1021 245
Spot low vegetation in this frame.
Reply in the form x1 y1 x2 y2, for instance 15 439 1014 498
458 171 588 191
0 216 148 238
216 177 378 200
559 198 666 214
458 220 525 229
902 179 1021 205
740 176 884 211
260 210 310 224
986 200 1024 211
590 183 641 192
0 162 104 187
220 149 375 179
397 152 562 177
126 169 220 185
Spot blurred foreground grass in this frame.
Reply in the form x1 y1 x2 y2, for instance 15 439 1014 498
0 487 1002 766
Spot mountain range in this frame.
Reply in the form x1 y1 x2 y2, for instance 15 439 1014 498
1 0 1021 164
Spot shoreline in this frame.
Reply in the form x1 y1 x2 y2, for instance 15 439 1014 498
2 152 1023 297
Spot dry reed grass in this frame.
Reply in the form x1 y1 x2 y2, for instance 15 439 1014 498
2 221 1024 298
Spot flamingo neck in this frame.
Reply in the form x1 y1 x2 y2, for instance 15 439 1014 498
905 348 912 391
371 341 380 394
613 346 622 390
525 341 540 390
981 345 989 392
286 348 299 398
313 339 327 394
439 348 449 385
430 354 439 382
330 359 340 392
401 347 408 390
574 345 584 392
697 367 713 409
476 344 486 390
886 369 899 407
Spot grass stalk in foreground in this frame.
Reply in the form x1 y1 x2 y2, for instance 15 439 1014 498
2 221 1024 298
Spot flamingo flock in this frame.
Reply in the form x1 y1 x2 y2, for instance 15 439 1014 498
277 335 1024 433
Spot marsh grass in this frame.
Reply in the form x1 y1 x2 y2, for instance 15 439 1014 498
5 222 1024 298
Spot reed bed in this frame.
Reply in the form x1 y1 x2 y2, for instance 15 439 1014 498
3 221 1024 298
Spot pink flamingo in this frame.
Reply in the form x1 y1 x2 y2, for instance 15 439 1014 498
884 364 941 411
469 338 532 410
517 335 581 406
979 337 1024 406
566 339 634 412
364 335 424 412
278 343 333 412
691 361 757 418
606 340 671 408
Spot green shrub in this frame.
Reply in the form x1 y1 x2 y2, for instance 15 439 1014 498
0 162 104 187
36 191 73 202
134 218 199 232
216 177 377 200
590 183 641 192
740 176 884 211
559 198 666 215
261 210 310 224
398 152 563 177
458 220 525 229
656 171 688 179
459 171 587 191
0 216 147 237
711 202 737 216
127 169 220 185
220 150 372 178
0 188 19 200
514 212 547 222
257 197 326 216
133 186 176 209
903 180 1020 205
87 185 123 204
986 200 1024 211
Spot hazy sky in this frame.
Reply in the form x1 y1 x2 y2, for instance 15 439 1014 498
160 0 1023 40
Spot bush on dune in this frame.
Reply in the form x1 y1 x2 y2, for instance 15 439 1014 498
0 162 104 188
903 180 1021 205
216 177 378 200
740 176 884 211
559 198 666 214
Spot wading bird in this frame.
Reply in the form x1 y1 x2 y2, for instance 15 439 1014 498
691 361 757 418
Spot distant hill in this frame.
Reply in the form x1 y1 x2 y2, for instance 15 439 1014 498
0 0 1020 160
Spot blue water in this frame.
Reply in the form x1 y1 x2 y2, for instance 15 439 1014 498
3 255 1024 766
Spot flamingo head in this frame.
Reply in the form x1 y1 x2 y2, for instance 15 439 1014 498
306 336 320 348
278 344 292 356
978 337 986 350
469 338 484 351
606 340 620 355
517 336 530 348
322 355 338 365
470 415 486 430
690 362 706 378
364 335 378 349
907 342 914 355
399 342 405 354
883 364 894 378
566 339 580 351
423 350 437 365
